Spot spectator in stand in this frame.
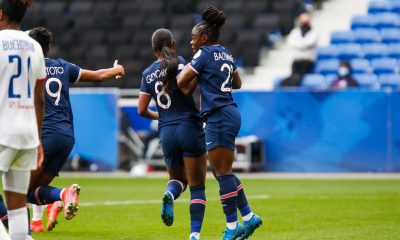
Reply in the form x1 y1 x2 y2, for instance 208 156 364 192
331 61 359 89
281 12 318 87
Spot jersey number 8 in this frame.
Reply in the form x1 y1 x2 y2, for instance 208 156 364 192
155 81 171 109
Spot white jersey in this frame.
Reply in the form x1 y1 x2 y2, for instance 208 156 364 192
0 29 46 149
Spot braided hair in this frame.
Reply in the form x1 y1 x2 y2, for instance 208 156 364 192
151 28 179 92
194 6 227 43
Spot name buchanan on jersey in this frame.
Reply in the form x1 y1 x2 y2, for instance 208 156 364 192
213 52 234 63
2 39 35 52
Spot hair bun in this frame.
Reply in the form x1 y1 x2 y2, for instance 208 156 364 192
202 6 226 30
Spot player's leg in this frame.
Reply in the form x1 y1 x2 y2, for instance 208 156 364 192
159 125 187 226
205 106 245 239
183 154 207 240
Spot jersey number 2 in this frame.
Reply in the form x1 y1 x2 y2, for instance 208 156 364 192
8 55 31 98
220 63 233 92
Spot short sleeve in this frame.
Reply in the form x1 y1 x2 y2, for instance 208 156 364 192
177 56 186 75
189 49 207 74
35 50 47 82
139 73 151 95
67 61 82 84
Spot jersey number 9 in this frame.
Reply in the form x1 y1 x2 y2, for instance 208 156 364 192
46 78 62 106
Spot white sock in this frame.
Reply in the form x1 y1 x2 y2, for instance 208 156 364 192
0 220 11 240
190 232 200 240
242 212 254 222
227 221 238 230
32 204 45 221
8 207 28 240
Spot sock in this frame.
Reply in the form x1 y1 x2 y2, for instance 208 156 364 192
8 207 28 240
0 221 10 240
27 204 31 236
0 195 8 228
189 232 200 240
27 186 62 205
32 204 45 221
166 180 187 200
190 186 206 235
216 174 238 227
233 175 253 220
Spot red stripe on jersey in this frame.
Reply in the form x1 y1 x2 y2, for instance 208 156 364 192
237 184 243 191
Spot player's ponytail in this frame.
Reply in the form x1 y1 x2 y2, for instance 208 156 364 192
151 28 179 92
0 0 33 23
194 6 227 43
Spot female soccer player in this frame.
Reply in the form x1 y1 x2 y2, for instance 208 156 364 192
138 28 207 240
0 1 46 239
24 27 124 233
177 6 262 240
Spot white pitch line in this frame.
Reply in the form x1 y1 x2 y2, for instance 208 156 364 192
80 194 270 207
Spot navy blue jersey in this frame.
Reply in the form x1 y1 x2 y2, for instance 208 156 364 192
189 45 238 115
42 58 81 138
140 56 201 127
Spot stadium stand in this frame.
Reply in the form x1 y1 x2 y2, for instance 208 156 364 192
22 0 306 88
308 0 400 90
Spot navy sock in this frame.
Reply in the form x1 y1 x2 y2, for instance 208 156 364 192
190 186 206 234
216 174 238 223
0 195 8 229
166 180 187 200
27 186 62 205
233 175 252 217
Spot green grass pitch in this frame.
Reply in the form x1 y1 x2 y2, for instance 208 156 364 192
31 177 400 240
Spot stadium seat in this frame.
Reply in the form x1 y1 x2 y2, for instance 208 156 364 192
324 74 337 86
316 45 339 59
363 43 389 59
69 1 93 16
330 31 355 44
196 0 221 13
338 44 363 59
379 74 400 89
302 74 327 89
244 1 268 15
380 28 400 43
391 0 400 14
371 58 398 74
388 43 400 58
368 0 392 14
170 14 194 29
222 0 243 14
354 28 380 44
351 15 375 29
353 74 379 88
252 14 280 34
374 13 400 29
350 59 371 74
41 1 66 15
314 59 340 75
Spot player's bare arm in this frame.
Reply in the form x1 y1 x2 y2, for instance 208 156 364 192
80 60 125 81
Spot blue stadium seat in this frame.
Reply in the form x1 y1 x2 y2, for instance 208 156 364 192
331 31 355 44
316 45 339 59
379 74 400 89
302 74 327 89
351 15 375 29
353 74 379 88
368 0 392 14
363 43 389 59
380 28 400 43
374 13 400 29
371 58 398 74
314 59 340 75
338 44 363 59
388 43 400 58
354 28 380 44
391 1 400 14
325 74 337 86
350 59 371 74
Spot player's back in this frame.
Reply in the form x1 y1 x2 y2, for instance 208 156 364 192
190 45 237 115
42 58 81 138
140 56 201 127
0 29 46 149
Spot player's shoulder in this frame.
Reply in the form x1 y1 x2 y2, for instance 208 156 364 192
142 60 159 77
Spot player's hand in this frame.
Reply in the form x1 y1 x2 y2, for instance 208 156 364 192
37 142 44 168
114 60 125 79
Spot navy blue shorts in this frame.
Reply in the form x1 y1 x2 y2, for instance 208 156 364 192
159 122 206 168
204 105 241 151
42 134 75 176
